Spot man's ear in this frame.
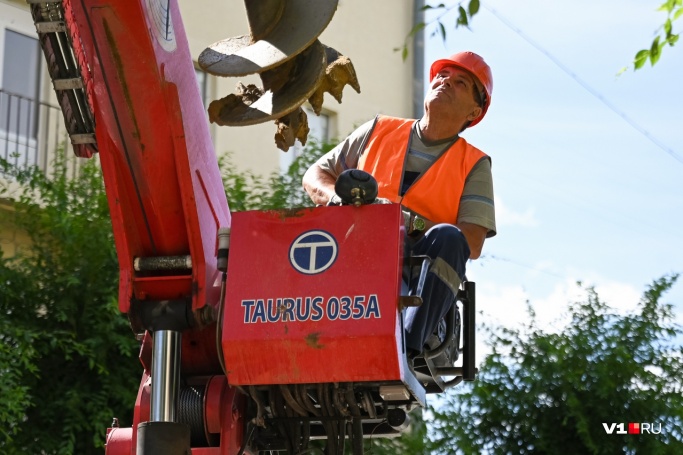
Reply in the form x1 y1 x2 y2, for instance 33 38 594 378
468 106 483 121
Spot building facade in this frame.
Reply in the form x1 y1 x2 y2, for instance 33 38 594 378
180 0 422 174
0 0 423 255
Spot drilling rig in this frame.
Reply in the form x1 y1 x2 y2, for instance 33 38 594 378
28 1 477 453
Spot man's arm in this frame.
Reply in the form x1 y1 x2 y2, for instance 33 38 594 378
303 164 337 206
456 157 496 260
302 119 376 206
456 221 488 260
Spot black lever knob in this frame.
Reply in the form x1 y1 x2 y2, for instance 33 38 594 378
334 169 378 206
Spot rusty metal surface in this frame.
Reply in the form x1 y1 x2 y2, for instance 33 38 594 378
207 40 325 126
274 107 309 151
198 0 361 151
198 0 338 76
245 0 285 41
308 46 361 115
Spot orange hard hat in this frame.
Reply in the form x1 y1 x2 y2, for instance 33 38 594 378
429 51 493 127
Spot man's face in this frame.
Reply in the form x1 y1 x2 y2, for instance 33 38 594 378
425 66 483 127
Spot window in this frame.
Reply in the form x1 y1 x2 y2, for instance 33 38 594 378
1 29 41 167
279 107 330 172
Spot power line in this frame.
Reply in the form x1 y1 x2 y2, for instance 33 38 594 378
477 254 567 279
482 2 683 166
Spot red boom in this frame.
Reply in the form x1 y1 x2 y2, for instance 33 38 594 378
30 1 476 453
65 0 230 313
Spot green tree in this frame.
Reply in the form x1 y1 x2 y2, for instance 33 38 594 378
0 140 432 454
406 1 680 70
0 153 141 454
365 409 430 454
429 276 683 454
397 0 481 60
0 140 338 453
634 0 682 68
220 139 334 211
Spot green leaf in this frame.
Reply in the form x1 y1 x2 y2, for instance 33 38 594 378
674 6 683 20
634 49 649 69
657 0 675 13
650 36 662 65
407 21 426 38
421 3 446 11
439 21 446 42
402 45 409 62
457 6 469 27
469 0 481 16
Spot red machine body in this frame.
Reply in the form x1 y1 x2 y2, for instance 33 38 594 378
63 0 230 313
223 204 407 385
30 1 474 453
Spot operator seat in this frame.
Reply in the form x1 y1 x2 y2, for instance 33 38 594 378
401 256 476 393
336 169 478 393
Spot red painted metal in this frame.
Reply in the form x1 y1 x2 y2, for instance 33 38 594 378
59 1 245 453
50 2 419 453
104 427 133 455
215 382 251 455
181 322 222 375
107 371 250 454
222 204 406 385
205 376 227 435
104 370 150 454
64 0 230 313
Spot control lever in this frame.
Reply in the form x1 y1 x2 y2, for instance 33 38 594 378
333 169 378 206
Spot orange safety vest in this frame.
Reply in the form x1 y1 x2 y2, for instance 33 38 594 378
358 115 488 225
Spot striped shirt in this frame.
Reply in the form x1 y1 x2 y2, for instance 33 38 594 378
315 119 496 237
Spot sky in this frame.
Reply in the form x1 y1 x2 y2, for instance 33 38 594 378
421 0 683 361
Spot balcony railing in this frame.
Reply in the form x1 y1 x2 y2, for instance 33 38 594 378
0 88 82 177
0 88 90 257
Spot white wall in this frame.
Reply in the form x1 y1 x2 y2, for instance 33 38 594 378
0 0 419 176
179 0 417 175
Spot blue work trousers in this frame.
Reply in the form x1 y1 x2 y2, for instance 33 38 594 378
403 224 470 353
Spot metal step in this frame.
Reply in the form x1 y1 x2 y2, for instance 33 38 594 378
29 1 97 158
53 77 84 90
35 20 66 33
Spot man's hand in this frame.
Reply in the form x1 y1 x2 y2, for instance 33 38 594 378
303 164 338 206
328 195 389 207
327 194 343 206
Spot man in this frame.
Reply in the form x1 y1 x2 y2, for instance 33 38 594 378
303 51 496 357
